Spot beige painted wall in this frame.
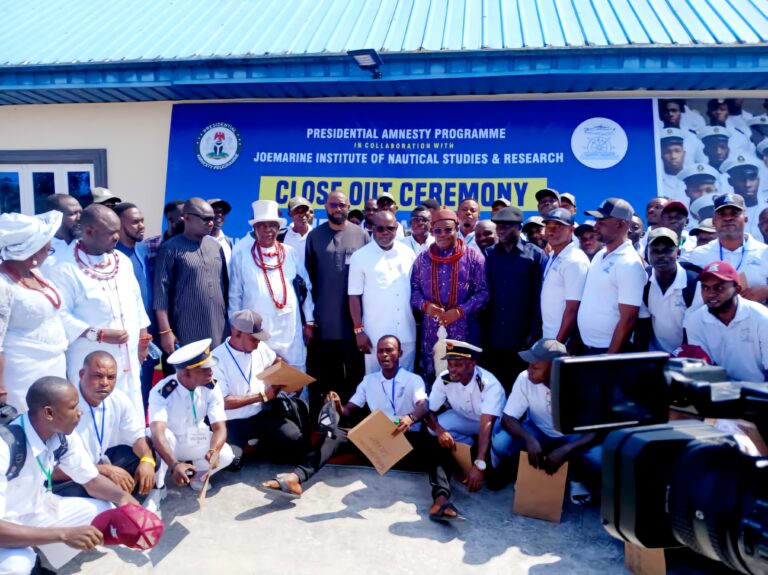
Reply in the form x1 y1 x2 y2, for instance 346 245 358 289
0 102 173 234
1 91 766 234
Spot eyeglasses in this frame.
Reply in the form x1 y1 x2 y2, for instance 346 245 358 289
410 216 430 223
432 226 456 235
187 213 215 223
374 225 398 233
327 202 347 210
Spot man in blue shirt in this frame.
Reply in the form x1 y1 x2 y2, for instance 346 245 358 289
115 202 156 411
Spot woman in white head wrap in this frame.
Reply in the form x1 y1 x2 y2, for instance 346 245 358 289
0 211 69 410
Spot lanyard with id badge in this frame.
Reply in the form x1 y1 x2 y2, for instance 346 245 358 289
20 416 59 519
183 389 211 450
89 402 110 464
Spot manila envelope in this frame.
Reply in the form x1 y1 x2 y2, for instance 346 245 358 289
256 361 315 394
739 272 749 290
512 454 568 522
452 442 474 481
624 542 666 575
347 410 413 475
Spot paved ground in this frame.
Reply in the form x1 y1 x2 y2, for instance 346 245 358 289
58 461 630 575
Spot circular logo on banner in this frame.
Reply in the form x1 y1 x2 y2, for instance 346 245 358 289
196 123 242 170
571 117 628 170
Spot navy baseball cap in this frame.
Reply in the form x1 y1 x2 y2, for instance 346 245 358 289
713 193 745 213
543 208 574 226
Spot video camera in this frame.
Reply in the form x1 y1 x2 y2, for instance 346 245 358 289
550 352 768 575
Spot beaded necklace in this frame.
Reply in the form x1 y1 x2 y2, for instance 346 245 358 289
0 263 62 309
427 239 465 310
74 241 120 280
251 240 287 309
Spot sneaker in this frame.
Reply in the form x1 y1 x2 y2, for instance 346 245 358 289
143 487 167 517
190 476 207 491
569 480 591 505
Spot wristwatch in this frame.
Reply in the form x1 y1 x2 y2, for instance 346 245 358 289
473 459 487 471
85 328 99 342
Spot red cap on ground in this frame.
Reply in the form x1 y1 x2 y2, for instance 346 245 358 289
91 504 164 550
698 261 739 284
672 344 712 364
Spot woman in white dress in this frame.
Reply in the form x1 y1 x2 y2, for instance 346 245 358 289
229 200 315 372
0 211 69 410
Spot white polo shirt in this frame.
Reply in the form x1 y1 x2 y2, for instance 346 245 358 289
348 240 417 344
148 375 227 437
0 414 98 521
577 241 647 348
75 387 146 464
638 265 704 353
282 225 311 270
429 366 506 421
503 370 560 438
349 368 428 431
684 234 768 290
399 234 434 255
684 296 768 382
211 339 276 420
540 243 590 339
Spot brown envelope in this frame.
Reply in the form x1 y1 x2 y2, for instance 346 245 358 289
739 272 749 289
256 361 315 394
512 453 568 522
452 442 474 480
624 542 666 575
347 410 413 475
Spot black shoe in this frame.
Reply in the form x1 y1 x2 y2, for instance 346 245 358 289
226 455 244 472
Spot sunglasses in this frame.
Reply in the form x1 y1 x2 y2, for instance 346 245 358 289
187 213 215 223
432 227 456 235
327 202 347 210
410 216 430 223
375 225 398 233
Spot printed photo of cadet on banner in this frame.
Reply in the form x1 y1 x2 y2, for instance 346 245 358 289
165 100 659 237
655 97 768 243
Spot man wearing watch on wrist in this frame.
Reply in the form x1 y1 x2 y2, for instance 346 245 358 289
145 339 234 515
52 351 156 500
425 340 505 521
211 310 306 470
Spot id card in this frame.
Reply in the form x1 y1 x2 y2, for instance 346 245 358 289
183 429 211 449
43 491 60 519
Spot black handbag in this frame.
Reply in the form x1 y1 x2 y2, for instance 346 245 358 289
293 275 309 324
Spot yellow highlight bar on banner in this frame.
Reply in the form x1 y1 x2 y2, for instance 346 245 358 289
258 176 548 211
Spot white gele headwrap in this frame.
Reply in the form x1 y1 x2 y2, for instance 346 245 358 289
0 210 62 262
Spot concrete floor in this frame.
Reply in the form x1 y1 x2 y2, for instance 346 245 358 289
58 461 630 575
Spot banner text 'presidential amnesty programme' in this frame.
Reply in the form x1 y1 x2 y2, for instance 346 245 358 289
305 128 508 140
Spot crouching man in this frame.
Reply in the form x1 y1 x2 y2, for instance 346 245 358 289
144 339 234 514
491 339 602 501
53 351 156 498
0 377 137 574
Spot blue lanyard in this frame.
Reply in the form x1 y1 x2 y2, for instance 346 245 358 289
380 368 400 414
720 241 746 271
542 253 559 284
225 343 252 387
88 402 106 452
189 390 198 424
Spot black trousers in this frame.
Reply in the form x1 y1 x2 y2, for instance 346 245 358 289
53 445 139 498
481 347 528 395
292 428 453 501
307 338 365 416
226 407 306 463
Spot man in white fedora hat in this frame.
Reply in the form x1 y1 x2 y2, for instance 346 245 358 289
229 200 315 373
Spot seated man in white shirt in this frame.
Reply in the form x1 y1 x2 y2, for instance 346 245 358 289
425 340 505 520
258 336 436 502
490 340 601 498
211 310 305 470
684 261 768 382
53 351 156 498
0 377 137 575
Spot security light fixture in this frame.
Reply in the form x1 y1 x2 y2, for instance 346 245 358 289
348 49 383 79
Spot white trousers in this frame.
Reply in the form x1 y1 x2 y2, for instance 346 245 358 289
427 409 480 445
0 495 111 574
363 341 416 375
154 428 234 489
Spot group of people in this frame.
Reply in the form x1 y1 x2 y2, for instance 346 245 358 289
0 165 767 572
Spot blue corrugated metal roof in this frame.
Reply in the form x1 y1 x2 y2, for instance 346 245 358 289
0 0 767 104
2 0 767 66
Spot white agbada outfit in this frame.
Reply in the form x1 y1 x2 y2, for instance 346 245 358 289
48 243 150 416
0 272 68 411
229 234 314 371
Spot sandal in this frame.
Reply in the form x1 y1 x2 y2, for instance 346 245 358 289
429 501 465 522
256 474 302 499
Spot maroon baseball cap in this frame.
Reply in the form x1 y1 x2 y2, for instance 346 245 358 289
698 261 739 283
661 201 689 216
91 504 164 550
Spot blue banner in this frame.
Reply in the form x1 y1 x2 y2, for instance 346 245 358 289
166 100 657 237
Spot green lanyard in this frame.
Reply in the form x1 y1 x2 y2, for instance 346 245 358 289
189 390 198 424
19 416 53 492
